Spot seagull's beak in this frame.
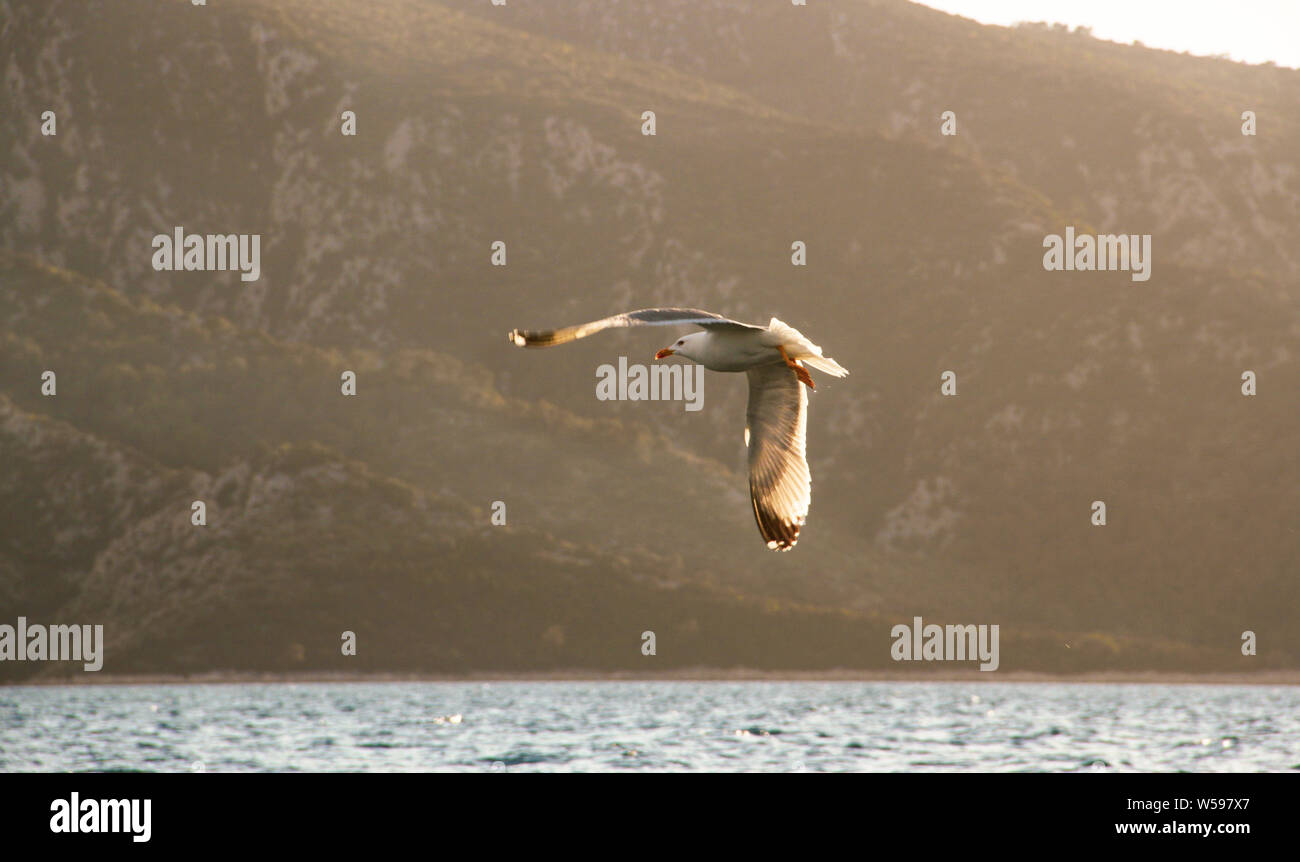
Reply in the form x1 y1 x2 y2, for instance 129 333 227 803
654 347 674 360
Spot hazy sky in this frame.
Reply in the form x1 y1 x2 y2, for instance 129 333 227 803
916 0 1300 69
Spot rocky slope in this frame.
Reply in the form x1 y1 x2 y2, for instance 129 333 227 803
0 0 1295 675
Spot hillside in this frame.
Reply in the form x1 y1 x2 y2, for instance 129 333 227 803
0 0 1296 676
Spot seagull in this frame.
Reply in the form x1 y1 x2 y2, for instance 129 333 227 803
508 308 848 551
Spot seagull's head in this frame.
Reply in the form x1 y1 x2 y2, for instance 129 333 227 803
655 332 705 362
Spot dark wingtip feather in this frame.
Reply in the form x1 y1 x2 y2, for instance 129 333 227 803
507 328 558 348
750 485 803 551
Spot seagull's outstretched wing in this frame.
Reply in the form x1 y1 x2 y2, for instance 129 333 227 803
509 307 761 348
744 362 811 551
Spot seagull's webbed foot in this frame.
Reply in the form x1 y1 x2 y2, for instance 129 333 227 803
779 345 816 390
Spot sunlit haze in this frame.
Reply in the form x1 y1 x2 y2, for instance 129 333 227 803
917 0 1300 68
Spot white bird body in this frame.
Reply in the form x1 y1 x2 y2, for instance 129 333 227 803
670 320 849 377
508 308 848 550
672 329 775 371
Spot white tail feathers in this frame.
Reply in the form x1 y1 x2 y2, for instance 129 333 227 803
768 317 849 378
801 354 850 377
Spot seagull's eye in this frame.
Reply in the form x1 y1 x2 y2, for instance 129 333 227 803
677 340 683 346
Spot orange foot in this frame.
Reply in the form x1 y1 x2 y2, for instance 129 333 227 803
779 345 815 390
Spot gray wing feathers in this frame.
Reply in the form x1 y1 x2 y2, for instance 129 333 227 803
745 363 811 551
509 307 759 348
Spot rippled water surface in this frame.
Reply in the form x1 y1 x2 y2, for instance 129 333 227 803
3 681 1297 772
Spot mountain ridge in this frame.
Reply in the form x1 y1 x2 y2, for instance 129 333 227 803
1 0 1295 676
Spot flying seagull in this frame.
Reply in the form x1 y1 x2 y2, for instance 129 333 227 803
508 308 848 551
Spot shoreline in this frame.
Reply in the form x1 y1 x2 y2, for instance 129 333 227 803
5 668 1299 687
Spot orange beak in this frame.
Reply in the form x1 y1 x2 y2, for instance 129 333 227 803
655 348 674 360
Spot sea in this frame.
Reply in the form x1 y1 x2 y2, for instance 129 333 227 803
2 681 1297 772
